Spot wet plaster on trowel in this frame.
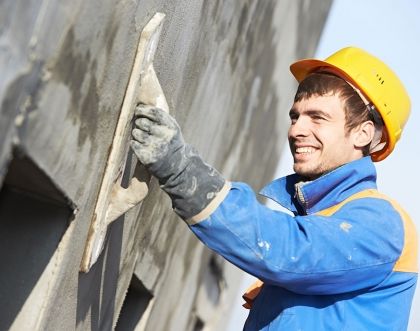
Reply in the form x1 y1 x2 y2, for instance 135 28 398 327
80 12 168 272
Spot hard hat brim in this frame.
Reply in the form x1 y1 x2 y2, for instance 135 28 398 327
290 58 354 84
290 58 373 102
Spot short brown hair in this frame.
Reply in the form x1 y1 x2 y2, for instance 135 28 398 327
294 72 380 155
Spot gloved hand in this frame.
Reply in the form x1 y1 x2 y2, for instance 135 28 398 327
130 105 225 220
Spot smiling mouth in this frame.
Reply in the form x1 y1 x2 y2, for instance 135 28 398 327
295 147 316 154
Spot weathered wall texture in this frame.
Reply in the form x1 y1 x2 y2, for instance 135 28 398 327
0 0 331 330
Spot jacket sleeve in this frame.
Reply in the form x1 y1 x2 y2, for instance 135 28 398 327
189 182 405 295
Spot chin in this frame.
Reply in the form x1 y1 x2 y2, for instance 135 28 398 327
294 166 317 180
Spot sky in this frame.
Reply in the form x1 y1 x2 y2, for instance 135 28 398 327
227 0 420 330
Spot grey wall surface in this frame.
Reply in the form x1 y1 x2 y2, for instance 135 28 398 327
0 0 332 330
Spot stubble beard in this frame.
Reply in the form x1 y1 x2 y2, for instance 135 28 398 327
293 160 327 181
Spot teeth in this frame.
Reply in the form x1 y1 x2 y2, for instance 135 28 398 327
296 147 315 154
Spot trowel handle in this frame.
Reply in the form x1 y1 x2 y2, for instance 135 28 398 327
105 164 149 224
105 64 169 224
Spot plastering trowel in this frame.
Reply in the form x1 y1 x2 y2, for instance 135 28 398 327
80 12 168 272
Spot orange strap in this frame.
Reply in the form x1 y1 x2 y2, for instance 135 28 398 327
242 280 264 309
317 189 418 273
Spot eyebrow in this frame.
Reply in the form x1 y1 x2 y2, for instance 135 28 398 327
289 108 332 119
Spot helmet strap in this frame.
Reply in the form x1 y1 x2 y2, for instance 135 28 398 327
367 104 386 153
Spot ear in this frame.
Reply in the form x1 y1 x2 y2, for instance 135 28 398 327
353 121 375 148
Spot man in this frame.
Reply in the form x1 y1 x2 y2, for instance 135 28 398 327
131 47 418 330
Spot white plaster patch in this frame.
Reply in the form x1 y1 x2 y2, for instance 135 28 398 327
14 114 25 127
206 192 216 199
340 222 352 233
257 240 271 251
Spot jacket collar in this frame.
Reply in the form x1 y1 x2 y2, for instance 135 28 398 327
259 157 377 215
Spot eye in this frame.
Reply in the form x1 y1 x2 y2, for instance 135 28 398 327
311 114 326 122
289 114 298 124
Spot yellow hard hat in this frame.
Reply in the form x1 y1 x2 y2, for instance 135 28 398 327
290 46 411 161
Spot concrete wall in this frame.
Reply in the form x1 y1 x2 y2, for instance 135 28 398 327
0 0 332 330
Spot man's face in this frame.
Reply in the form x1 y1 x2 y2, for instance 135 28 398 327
288 94 362 180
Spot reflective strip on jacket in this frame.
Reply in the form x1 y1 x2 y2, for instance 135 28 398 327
188 157 418 330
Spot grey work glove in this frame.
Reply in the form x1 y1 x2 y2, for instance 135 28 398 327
130 105 225 220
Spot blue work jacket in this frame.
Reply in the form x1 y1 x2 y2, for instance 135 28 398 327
189 157 418 330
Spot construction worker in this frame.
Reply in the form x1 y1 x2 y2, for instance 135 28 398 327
131 47 418 330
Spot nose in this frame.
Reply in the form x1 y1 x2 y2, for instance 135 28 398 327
288 116 310 139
